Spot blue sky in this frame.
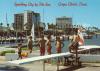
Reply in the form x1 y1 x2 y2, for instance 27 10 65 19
0 0 100 28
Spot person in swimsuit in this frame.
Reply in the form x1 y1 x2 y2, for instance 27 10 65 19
46 35 52 63
46 35 52 55
17 43 22 59
55 36 64 64
28 36 33 53
38 35 46 56
56 36 64 53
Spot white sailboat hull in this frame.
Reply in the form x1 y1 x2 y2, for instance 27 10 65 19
79 54 100 62
78 45 100 62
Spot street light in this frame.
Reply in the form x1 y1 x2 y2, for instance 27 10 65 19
0 22 3 44
7 23 10 44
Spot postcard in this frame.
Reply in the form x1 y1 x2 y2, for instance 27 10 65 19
0 0 100 71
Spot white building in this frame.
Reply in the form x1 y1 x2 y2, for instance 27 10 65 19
56 16 72 30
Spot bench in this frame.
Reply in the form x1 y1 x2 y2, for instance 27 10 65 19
64 55 81 66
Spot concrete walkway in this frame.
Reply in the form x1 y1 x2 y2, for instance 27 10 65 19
20 62 100 71
0 49 100 71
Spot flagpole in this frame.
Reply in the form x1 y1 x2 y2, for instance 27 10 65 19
6 13 8 44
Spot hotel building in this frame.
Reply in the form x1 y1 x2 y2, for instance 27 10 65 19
56 16 72 35
13 10 41 35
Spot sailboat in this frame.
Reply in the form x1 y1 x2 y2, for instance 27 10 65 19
31 23 35 42
76 29 100 62
31 23 39 47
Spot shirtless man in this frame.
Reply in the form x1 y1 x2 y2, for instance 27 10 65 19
27 36 33 53
46 35 52 55
39 35 46 56
56 36 64 64
56 36 64 53
17 43 22 59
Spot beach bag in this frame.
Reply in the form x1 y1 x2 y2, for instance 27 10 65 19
21 52 28 57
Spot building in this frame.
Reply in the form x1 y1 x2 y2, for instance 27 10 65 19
56 16 72 35
24 11 40 32
47 23 56 35
56 16 72 30
14 13 24 32
13 10 41 35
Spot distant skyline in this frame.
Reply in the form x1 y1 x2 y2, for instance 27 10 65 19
0 0 100 29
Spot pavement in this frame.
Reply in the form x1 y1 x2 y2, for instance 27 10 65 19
0 49 100 71
19 62 100 71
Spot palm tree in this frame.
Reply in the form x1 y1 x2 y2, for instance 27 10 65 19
0 22 3 28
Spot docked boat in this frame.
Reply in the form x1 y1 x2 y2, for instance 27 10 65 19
82 32 93 39
77 45 100 62
78 45 100 54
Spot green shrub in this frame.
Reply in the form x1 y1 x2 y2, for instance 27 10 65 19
22 47 39 50
21 47 28 50
0 50 15 56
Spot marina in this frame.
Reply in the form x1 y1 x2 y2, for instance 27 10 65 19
0 35 100 71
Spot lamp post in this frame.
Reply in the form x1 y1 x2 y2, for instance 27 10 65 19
7 23 10 44
0 22 3 44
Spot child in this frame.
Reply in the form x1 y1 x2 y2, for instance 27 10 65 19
17 43 22 59
38 35 46 56
27 36 33 53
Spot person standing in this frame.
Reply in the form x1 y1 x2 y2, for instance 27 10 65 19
68 28 84 66
38 35 46 56
17 43 22 59
46 35 52 55
55 36 64 64
27 36 33 53
46 35 52 63
55 36 64 53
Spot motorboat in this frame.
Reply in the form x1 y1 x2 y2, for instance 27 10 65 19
82 32 93 39
77 45 100 62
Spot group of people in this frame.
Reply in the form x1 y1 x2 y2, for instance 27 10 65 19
17 28 84 60
39 35 64 56
17 36 33 59
17 34 64 59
